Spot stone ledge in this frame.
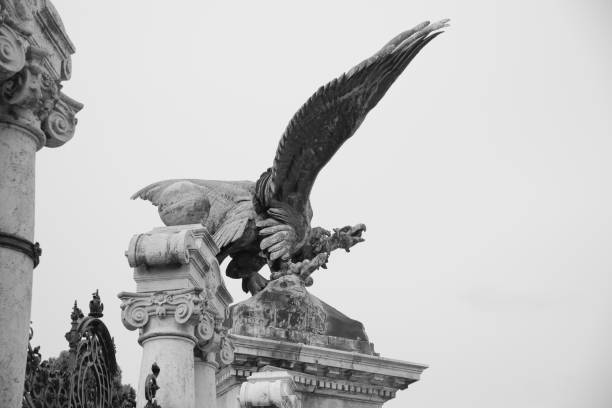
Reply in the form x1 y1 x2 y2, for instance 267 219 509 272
229 334 427 382
216 334 428 405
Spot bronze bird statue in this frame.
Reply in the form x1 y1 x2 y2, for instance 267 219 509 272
132 20 449 295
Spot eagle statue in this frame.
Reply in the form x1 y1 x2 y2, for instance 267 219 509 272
132 20 449 295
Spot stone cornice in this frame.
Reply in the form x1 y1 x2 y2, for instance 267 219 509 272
225 334 428 393
0 0 81 149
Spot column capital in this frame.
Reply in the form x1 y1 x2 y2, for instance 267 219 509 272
118 288 206 345
0 0 82 150
195 304 235 368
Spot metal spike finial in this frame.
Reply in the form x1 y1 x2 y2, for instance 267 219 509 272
71 300 83 322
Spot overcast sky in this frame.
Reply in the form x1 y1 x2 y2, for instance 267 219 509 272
31 1 612 407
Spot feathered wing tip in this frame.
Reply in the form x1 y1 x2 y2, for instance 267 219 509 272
384 19 450 51
267 19 449 209
130 180 168 203
347 19 450 77
131 182 158 201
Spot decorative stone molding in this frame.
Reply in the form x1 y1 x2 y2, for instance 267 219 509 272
126 228 198 268
0 0 82 149
126 224 232 311
120 225 234 408
195 309 215 344
0 24 25 80
238 371 301 408
219 334 235 366
118 288 205 332
216 334 428 407
42 92 80 147
195 302 235 367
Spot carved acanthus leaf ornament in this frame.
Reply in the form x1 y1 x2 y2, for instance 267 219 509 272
0 0 81 148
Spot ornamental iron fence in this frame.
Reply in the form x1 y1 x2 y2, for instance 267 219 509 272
23 291 136 408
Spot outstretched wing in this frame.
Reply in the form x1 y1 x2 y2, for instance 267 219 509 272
131 179 214 226
260 20 448 213
132 180 256 251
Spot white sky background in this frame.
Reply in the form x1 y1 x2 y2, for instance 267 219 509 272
31 1 611 407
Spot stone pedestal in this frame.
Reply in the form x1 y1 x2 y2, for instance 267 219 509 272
0 2 81 408
119 225 233 408
216 275 427 408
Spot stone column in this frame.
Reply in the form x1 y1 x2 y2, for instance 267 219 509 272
0 3 81 408
195 353 218 408
194 320 235 408
120 225 233 408
119 289 205 408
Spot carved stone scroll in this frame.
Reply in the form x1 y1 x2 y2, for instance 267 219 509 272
238 371 301 408
118 288 204 332
0 24 25 80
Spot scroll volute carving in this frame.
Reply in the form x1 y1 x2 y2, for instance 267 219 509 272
43 92 82 147
218 334 235 366
0 24 25 81
195 304 235 367
0 5 82 148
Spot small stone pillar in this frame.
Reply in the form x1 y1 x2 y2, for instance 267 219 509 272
119 288 205 408
119 224 233 408
195 353 219 408
195 330 235 408
0 2 81 408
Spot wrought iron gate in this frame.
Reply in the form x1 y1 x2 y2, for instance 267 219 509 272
23 291 135 408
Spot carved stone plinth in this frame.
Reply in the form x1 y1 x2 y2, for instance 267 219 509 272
0 2 81 407
119 224 233 408
217 276 427 408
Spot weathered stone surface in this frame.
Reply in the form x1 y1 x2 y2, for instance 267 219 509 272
217 336 427 408
0 2 81 407
119 288 205 408
219 274 426 407
227 274 374 355
238 370 301 408
126 224 232 314
120 224 234 408
195 355 219 408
